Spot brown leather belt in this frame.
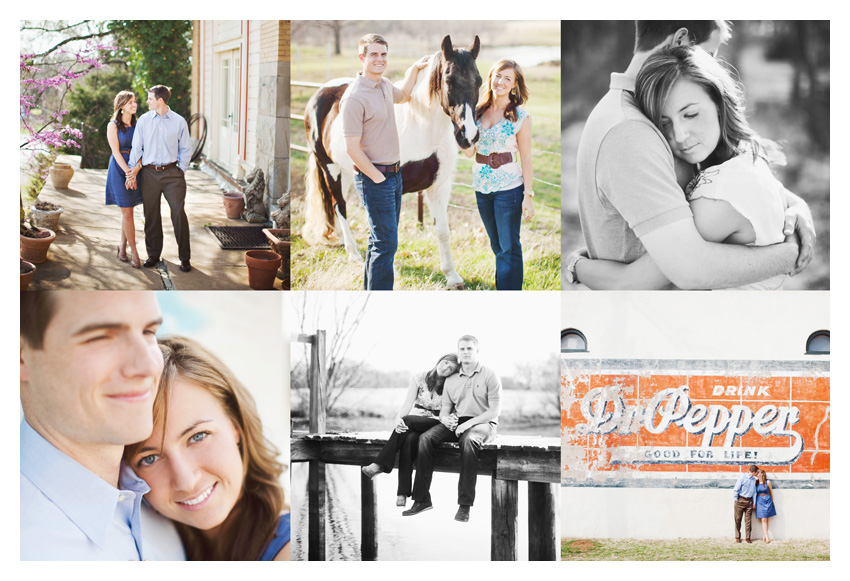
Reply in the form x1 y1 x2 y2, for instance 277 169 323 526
476 151 515 169
354 162 401 175
145 161 178 171
119 149 131 154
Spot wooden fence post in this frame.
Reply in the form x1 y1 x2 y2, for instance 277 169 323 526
490 477 518 560
528 481 558 561
309 330 327 434
361 470 378 560
307 330 327 560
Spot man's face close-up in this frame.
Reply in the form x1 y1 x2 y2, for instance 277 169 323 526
147 92 160 112
361 43 388 77
21 292 164 449
457 340 479 366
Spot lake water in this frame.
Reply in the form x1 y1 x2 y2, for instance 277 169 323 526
291 417 559 561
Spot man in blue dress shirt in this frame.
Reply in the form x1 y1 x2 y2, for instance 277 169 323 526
20 292 184 560
732 464 759 543
128 85 193 272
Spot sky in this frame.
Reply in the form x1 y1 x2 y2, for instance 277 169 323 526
289 291 560 375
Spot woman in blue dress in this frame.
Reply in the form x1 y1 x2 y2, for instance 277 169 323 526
124 337 290 560
105 91 143 268
461 60 535 290
755 469 777 543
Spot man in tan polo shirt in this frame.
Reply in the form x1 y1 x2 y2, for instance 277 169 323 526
404 334 501 522
341 33 430 290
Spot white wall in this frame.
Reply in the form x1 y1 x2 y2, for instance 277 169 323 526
562 291 829 361
560 487 830 540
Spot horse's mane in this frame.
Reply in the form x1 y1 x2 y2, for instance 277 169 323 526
428 50 444 104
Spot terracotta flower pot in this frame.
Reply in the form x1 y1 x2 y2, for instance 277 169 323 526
29 205 64 231
20 229 56 264
245 250 282 290
20 259 36 291
223 192 245 219
50 162 74 189
262 228 291 286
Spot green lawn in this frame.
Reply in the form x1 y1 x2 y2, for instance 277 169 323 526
561 537 830 561
289 43 560 290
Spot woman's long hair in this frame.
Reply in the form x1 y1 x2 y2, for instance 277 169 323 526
635 45 780 168
111 90 137 132
476 60 528 123
756 469 768 485
424 353 459 396
124 336 286 561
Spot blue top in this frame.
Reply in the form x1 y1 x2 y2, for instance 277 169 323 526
733 473 758 499
20 419 150 560
129 107 191 171
258 513 291 561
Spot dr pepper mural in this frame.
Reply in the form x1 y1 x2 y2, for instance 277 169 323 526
561 360 830 483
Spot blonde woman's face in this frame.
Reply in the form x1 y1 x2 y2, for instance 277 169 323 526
131 380 244 532
660 79 721 165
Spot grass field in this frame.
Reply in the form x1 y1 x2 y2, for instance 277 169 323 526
560 537 830 561
289 35 560 290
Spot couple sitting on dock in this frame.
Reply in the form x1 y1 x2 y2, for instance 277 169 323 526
361 334 500 523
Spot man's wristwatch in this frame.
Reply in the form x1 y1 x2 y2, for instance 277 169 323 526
565 252 587 284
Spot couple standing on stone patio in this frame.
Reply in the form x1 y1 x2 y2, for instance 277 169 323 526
106 85 192 273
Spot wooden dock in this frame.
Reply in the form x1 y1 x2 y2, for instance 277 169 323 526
293 330 560 560
292 431 561 560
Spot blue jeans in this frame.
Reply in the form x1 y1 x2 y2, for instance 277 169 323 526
475 184 524 290
354 171 403 290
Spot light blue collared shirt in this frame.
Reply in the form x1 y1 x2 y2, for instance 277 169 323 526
733 472 758 499
21 419 151 560
128 107 191 171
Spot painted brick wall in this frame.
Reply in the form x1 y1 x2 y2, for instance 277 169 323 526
561 360 830 484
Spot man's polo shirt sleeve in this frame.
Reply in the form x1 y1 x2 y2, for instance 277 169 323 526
340 96 365 137
391 83 405 104
486 368 502 408
596 120 692 239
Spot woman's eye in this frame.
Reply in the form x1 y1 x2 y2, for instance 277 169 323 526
138 454 158 467
190 431 209 444
685 112 698 119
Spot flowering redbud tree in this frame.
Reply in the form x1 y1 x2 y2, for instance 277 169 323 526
20 34 114 227
20 41 114 152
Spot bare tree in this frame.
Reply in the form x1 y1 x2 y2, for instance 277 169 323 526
512 352 561 417
308 20 348 55
292 292 372 414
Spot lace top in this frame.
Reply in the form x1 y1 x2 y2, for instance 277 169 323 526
410 371 442 417
472 106 529 194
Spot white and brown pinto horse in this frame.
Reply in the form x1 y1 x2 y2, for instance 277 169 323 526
303 35 482 289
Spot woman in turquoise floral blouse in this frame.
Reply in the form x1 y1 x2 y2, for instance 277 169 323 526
461 59 535 290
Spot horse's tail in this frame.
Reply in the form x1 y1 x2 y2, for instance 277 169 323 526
302 151 336 244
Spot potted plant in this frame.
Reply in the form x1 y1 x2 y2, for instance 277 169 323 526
20 259 36 291
20 220 56 264
28 200 64 231
262 228 290 289
244 250 282 290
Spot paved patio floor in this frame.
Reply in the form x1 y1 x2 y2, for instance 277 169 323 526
24 155 284 290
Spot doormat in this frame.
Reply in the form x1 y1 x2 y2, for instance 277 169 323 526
205 226 270 250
